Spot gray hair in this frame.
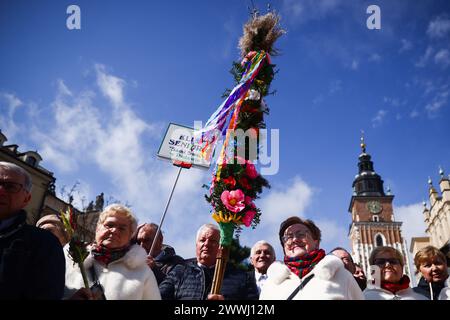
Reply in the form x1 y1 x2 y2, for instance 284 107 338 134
0 161 32 192
251 240 276 259
196 223 219 241
98 203 137 233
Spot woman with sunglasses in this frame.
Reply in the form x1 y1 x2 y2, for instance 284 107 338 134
413 245 450 300
364 246 427 300
260 216 364 300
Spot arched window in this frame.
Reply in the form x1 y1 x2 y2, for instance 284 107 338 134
372 215 379 222
375 234 383 247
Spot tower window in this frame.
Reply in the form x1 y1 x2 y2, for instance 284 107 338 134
372 215 379 222
25 156 37 166
375 234 383 247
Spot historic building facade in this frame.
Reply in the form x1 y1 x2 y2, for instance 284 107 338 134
410 169 450 269
348 138 412 280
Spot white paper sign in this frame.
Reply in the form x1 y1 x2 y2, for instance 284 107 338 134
157 123 212 169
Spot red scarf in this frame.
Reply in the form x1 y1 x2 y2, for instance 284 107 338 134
91 243 130 267
284 249 326 279
381 275 410 294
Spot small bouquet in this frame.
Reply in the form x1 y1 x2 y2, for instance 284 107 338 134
60 206 90 289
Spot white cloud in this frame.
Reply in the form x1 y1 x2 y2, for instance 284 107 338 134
259 176 314 225
427 16 450 39
281 0 342 24
394 203 427 247
425 89 449 117
372 109 387 127
329 80 342 94
368 53 381 62
399 39 412 53
415 46 434 67
351 59 359 70
410 110 419 118
95 64 125 108
315 219 349 252
434 49 450 68
0 92 23 138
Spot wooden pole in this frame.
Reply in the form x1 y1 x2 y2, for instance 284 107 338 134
210 246 230 295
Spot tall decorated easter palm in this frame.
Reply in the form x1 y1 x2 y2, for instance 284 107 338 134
198 10 284 295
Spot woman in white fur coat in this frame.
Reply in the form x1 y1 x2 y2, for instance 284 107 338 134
363 246 427 300
260 216 364 300
64 204 161 300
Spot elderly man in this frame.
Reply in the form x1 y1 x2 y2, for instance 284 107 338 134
131 222 185 284
0 161 65 299
250 240 276 294
330 247 367 290
159 223 258 300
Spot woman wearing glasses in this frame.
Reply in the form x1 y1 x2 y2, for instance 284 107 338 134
364 246 427 300
259 216 364 300
64 204 161 300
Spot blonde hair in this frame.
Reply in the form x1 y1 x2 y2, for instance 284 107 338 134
97 204 137 233
414 245 447 274
369 246 405 266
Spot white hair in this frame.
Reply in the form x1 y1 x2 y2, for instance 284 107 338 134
98 203 137 233
0 161 32 192
250 240 276 259
196 223 219 241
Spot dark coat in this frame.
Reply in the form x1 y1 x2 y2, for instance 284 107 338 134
159 260 258 300
413 276 446 300
0 211 66 299
152 244 185 285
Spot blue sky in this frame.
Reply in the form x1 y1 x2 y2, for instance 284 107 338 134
1 0 449 261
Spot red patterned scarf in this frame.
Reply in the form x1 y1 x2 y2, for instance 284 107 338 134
381 275 410 294
284 249 326 279
91 243 130 267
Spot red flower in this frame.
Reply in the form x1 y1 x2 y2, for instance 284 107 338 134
222 176 236 188
245 162 259 179
239 177 252 190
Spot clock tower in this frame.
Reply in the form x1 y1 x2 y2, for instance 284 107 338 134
348 136 412 280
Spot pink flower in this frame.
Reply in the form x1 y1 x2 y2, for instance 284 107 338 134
220 189 245 213
242 210 256 227
245 162 258 179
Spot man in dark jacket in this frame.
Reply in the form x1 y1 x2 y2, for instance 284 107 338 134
132 222 185 284
159 223 258 300
0 161 65 299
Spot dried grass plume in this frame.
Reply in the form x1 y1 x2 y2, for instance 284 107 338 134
238 12 286 58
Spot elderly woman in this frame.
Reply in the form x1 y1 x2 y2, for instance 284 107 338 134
413 245 450 300
260 216 364 300
36 214 70 246
364 246 426 300
64 204 161 300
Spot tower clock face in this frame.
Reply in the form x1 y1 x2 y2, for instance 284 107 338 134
367 200 382 214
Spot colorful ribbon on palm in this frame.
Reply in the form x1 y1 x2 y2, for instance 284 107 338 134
198 50 271 247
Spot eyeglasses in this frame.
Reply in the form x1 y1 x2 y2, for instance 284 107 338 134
373 258 401 266
282 231 309 243
102 222 129 233
0 181 24 193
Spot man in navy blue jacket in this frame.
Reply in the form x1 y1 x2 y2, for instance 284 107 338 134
159 223 258 300
0 161 65 299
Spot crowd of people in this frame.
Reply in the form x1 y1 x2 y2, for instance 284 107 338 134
0 161 449 300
